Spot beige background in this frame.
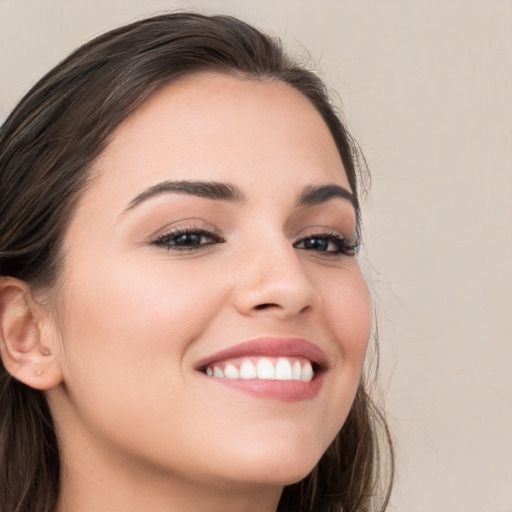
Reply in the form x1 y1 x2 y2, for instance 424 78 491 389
1 1 511 510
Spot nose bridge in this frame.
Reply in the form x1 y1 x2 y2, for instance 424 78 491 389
232 229 319 317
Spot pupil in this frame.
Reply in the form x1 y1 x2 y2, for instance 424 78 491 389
177 233 201 246
305 237 327 251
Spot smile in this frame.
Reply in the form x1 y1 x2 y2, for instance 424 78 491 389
195 337 327 401
204 356 315 382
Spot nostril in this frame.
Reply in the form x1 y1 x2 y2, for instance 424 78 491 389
255 303 278 310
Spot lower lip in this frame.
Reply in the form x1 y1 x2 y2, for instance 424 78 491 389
198 373 325 402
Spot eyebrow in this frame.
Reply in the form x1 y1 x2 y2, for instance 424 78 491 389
125 180 247 211
296 184 357 209
123 180 357 213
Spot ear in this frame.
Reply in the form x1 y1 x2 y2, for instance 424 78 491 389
0 277 63 390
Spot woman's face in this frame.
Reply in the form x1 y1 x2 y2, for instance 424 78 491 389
46 72 371 491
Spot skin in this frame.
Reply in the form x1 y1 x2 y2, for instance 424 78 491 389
0 72 371 512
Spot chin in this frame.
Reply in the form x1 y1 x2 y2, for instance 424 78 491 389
211 439 325 488
218 464 316 490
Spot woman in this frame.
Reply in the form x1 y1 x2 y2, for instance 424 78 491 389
0 12 393 512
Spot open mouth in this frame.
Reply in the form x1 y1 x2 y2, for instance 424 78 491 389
199 356 320 382
194 337 327 401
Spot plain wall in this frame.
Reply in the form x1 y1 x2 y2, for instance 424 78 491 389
1 1 511 510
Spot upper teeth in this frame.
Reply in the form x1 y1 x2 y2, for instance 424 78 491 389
205 357 314 382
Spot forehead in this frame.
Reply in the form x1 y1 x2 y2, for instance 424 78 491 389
89 72 350 209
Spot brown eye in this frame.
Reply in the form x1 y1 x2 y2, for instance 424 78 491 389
302 237 330 252
173 233 208 247
293 233 357 256
152 229 223 251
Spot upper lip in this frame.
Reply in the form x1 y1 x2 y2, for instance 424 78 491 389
194 337 329 371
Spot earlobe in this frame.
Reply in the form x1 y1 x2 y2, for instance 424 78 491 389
0 277 63 390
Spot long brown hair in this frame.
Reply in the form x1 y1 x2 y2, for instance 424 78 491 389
0 12 393 512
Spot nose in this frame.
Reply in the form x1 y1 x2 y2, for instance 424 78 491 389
232 236 321 320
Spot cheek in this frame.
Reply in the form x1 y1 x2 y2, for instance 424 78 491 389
57 255 227 387
53 255 233 455
323 267 372 360
317 266 371 421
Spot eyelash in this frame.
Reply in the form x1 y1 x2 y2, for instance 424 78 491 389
151 227 358 256
152 227 223 251
293 230 358 256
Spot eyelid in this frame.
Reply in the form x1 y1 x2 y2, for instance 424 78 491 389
293 228 359 256
145 218 225 254
293 226 356 244
147 219 221 242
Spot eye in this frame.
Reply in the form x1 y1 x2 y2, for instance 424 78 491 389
151 227 224 251
293 232 358 256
